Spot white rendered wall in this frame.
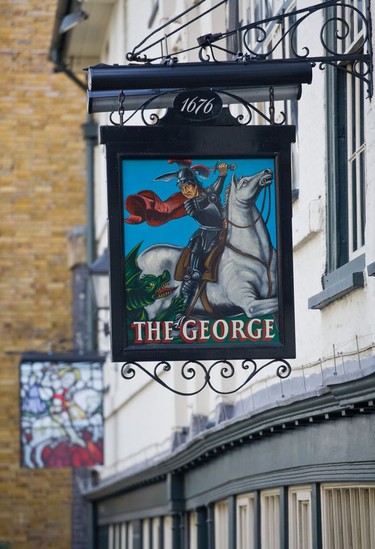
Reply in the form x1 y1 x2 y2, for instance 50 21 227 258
93 0 375 481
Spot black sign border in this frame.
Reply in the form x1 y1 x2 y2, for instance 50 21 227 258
101 123 296 363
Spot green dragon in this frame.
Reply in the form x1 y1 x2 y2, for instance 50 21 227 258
125 242 184 326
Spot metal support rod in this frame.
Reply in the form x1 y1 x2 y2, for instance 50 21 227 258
269 85 275 124
88 61 313 92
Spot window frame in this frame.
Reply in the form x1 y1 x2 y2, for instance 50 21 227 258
214 500 229 549
326 63 366 272
236 493 256 549
309 2 367 309
261 488 281 549
289 486 313 549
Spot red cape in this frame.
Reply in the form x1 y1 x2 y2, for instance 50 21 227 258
125 190 187 226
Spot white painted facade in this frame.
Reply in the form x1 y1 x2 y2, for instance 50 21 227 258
55 0 375 549
85 0 375 481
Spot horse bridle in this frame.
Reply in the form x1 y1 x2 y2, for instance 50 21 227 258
225 183 271 229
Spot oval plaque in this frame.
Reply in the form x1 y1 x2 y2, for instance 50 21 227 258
173 89 222 121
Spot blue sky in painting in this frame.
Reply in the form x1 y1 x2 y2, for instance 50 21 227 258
122 158 276 256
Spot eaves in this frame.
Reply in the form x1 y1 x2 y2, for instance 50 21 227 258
83 365 375 502
49 0 114 76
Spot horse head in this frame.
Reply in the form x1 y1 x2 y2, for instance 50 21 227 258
230 168 273 204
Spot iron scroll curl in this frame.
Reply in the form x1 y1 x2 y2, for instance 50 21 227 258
121 358 292 396
124 0 372 98
109 87 286 127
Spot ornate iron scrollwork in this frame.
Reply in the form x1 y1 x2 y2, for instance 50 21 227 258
121 358 292 396
110 87 285 127
126 0 372 98
109 0 372 128
196 0 372 96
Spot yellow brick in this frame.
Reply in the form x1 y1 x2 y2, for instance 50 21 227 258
0 0 87 546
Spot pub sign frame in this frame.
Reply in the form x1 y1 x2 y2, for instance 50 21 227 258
102 123 296 363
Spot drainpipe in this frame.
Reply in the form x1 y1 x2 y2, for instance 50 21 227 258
82 115 98 351
50 51 98 351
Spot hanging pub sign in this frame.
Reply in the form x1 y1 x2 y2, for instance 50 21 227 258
102 122 296 363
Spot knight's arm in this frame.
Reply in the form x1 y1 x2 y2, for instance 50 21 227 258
212 163 229 195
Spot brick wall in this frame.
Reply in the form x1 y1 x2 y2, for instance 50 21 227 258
0 0 88 546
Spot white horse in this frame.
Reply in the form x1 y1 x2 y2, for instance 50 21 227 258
138 168 278 319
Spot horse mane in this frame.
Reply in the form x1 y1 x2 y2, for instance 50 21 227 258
223 173 242 218
223 183 231 218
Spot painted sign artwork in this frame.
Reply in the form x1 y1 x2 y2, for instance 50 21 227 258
123 157 279 347
20 360 103 468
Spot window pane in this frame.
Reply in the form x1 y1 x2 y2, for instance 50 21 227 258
289 487 312 549
327 11 366 269
237 494 255 549
261 490 280 549
164 516 173 549
214 501 229 549
347 64 365 258
152 518 160 549
322 485 375 549
143 519 150 549
189 512 198 549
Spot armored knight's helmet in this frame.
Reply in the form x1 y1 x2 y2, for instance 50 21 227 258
154 159 210 188
176 167 199 188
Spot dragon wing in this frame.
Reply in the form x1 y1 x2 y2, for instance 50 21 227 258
125 242 143 288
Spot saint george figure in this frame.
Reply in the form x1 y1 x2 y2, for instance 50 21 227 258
125 159 229 328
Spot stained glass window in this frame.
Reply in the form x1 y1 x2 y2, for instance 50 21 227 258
20 357 104 468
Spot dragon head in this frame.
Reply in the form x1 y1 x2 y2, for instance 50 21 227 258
140 270 176 305
125 243 176 312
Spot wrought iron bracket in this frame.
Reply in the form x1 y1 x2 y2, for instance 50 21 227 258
105 0 373 127
108 86 286 127
121 359 292 396
127 0 373 98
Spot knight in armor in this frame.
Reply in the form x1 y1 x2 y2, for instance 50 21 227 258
124 159 229 328
170 162 228 327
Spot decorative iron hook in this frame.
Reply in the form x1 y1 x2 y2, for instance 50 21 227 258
109 90 126 126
